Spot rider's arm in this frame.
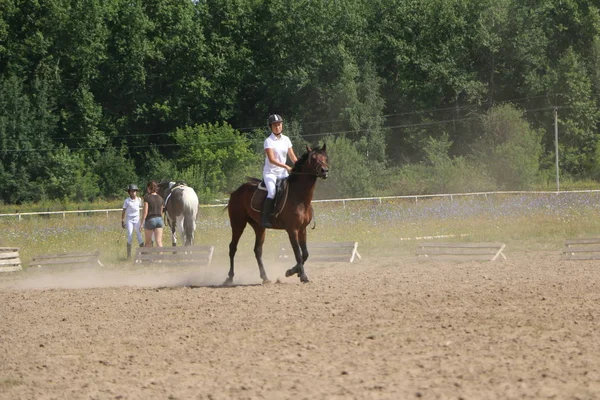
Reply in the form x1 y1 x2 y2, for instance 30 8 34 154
288 147 298 164
265 148 292 171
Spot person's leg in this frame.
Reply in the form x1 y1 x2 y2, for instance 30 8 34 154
262 174 276 227
126 219 135 259
126 220 134 244
154 227 163 247
144 222 154 247
264 174 276 199
134 221 144 246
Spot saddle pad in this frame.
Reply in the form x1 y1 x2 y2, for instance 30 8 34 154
250 180 289 214
164 184 186 207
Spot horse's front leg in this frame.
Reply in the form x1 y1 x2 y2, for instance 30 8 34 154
285 229 309 283
299 227 309 264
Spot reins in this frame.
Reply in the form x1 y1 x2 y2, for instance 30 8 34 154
289 158 328 177
289 171 319 176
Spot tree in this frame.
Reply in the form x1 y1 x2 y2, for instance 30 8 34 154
473 104 543 189
326 60 387 166
551 48 600 175
43 146 99 201
0 74 55 203
319 136 372 199
171 122 260 201
370 0 486 163
93 146 138 198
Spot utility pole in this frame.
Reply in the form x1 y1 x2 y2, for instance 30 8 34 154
554 107 560 192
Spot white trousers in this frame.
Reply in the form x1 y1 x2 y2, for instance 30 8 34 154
126 218 143 245
264 170 289 199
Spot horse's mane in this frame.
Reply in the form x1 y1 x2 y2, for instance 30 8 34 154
246 177 261 186
288 150 312 183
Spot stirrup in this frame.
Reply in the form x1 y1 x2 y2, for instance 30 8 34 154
261 216 272 228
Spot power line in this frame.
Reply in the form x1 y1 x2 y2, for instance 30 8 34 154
50 94 565 141
0 105 565 153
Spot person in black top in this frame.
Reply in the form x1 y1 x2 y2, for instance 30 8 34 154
141 180 164 248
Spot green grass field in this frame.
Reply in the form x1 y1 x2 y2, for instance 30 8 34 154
1 192 599 268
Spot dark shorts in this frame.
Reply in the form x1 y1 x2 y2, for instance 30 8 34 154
144 216 164 230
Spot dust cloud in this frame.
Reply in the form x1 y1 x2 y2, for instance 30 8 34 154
0 255 292 291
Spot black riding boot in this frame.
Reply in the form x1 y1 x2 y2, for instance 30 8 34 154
261 198 275 228
126 243 132 260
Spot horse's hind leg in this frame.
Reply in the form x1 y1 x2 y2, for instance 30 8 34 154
249 220 270 284
184 215 195 246
226 218 246 285
171 222 177 247
169 216 178 247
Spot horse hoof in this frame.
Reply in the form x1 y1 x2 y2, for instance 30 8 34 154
300 274 310 283
286 266 300 277
262 279 272 284
223 278 233 286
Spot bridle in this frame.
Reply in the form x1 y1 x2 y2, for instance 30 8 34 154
290 157 329 178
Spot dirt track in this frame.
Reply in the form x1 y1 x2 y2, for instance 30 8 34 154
1 252 600 399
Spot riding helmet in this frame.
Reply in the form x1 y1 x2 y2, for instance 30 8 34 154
127 184 139 192
267 114 283 127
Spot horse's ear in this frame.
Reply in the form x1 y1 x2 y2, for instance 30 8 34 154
306 145 312 152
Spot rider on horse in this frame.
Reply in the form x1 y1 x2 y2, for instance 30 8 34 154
262 114 298 228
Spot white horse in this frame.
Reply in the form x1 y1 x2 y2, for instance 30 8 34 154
158 182 199 246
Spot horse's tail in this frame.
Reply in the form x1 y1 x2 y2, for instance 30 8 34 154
181 187 199 245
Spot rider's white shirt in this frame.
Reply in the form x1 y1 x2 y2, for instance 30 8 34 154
263 133 292 177
122 197 142 221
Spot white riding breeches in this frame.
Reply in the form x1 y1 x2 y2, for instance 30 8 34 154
264 170 288 199
126 218 143 245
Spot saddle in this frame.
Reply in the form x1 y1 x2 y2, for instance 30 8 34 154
163 181 187 208
162 182 188 225
250 178 289 215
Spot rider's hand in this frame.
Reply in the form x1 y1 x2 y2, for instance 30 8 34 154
121 220 126 229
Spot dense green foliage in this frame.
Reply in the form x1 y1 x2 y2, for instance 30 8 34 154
1 0 600 204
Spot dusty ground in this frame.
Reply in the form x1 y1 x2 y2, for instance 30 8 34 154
1 251 600 400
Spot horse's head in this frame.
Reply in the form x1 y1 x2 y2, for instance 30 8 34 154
156 181 172 199
292 143 329 179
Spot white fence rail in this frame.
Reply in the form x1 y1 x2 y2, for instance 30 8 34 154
1 190 599 219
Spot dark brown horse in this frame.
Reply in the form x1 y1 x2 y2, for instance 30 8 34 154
225 144 329 284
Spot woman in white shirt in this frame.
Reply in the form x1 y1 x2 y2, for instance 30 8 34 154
121 184 144 259
262 114 298 228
